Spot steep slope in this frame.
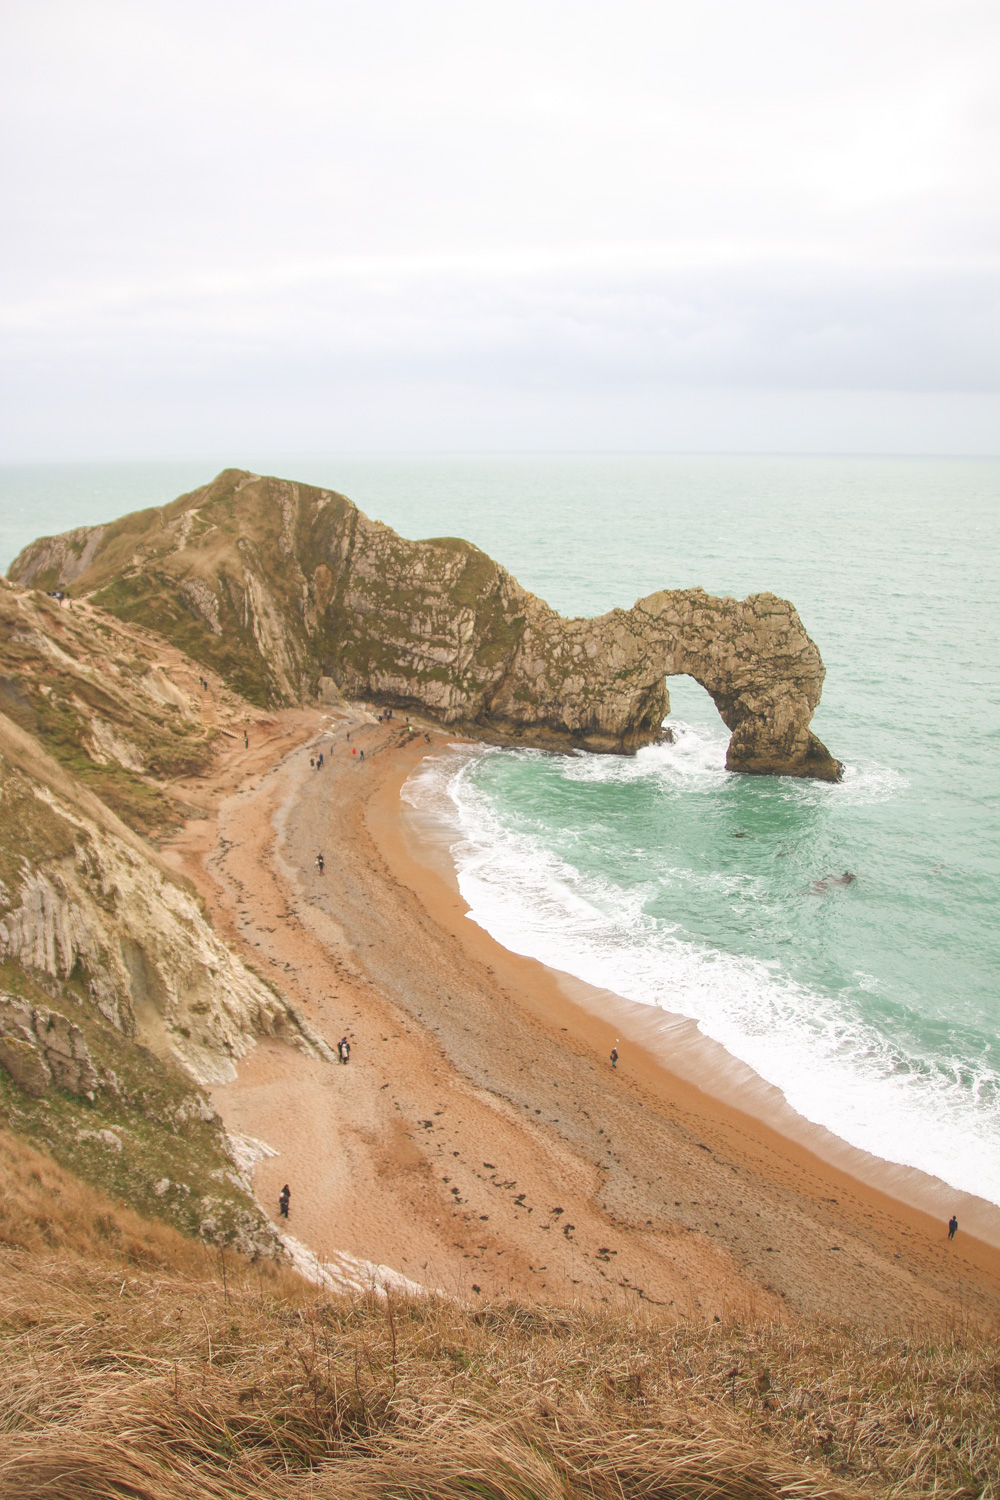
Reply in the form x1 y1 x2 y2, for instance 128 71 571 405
0 580 219 834
0 582 331 1248
2 1131 998 1500
9 469 840 779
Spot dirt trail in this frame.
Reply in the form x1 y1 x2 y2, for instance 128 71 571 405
163 707 1000 1323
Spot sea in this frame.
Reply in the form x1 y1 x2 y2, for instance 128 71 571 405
2 455 998 1206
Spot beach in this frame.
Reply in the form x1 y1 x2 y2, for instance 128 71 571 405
164 703 1000 1323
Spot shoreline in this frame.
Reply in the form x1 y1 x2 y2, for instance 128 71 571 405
176 706 1000 1320
396 749 1000 1250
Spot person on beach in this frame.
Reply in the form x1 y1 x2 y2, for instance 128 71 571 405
318 752 324 768
610 1045 619 1070
360 748 364 761
338 1036 351 1064
244 731 249 748
279 1185 290 1219
352 747 357 757
948 1215 958 1239
316 853 324 875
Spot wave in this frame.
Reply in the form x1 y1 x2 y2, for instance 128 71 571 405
403 730 1000 1208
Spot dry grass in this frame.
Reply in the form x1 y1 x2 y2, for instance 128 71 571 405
0 1246 997 1498
0 1128 215 1271
1 1132 997 1500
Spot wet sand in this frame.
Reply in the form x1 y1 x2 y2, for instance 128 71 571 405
166 705 1000 1323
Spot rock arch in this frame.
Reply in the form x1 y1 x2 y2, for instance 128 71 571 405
8 469 841 781
481 586 841 780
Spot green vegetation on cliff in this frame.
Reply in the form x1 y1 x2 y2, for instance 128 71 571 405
8 468 840 778
0 582 312 1254
0 584 216 835
0 962 266 1249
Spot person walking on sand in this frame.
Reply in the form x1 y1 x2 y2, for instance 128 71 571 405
948 1214 958 1240
610 1045 619 1070
359 748 364 761
338 1036 351 1064
244 731 249 749
279 1184 290 1219
316 853 324 875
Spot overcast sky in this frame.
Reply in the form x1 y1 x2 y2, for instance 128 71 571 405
2 0 998 457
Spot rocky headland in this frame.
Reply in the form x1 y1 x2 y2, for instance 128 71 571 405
9 469 841 779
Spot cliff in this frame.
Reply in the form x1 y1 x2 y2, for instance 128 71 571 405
0 581 331 1249
9 470 840 780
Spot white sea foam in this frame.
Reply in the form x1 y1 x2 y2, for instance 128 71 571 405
404 734 1000 1209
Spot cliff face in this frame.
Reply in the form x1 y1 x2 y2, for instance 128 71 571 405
0 581 333 1249
0 712 326 1085
9 469 840 780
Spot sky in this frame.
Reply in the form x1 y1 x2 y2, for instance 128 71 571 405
1 0 998 458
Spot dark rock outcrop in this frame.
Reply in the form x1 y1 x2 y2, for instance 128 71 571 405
9 470 840 779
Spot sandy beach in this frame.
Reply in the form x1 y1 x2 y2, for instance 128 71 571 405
165 703 1000 1324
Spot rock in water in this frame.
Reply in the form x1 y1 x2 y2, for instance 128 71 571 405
9 469 840 780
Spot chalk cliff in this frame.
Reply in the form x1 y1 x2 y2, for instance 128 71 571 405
0 581 331 1249
9 469 840 779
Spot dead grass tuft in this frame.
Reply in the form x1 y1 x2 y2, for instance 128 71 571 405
0 1239 996 1500
0 1133 997 1500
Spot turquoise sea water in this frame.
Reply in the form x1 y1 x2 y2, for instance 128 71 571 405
2 455 999 1203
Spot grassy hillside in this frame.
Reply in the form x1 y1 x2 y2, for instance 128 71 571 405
0 582 221 836
1 1129 997 1500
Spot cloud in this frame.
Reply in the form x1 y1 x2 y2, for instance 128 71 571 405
4 248 998 390
1 0 998 455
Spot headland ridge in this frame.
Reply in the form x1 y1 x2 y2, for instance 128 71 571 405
8 468 841 780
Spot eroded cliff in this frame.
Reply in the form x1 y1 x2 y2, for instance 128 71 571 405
0 582 333 1248
9 469 840 779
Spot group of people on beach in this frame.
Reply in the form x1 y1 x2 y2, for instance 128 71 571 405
310 711 437 784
